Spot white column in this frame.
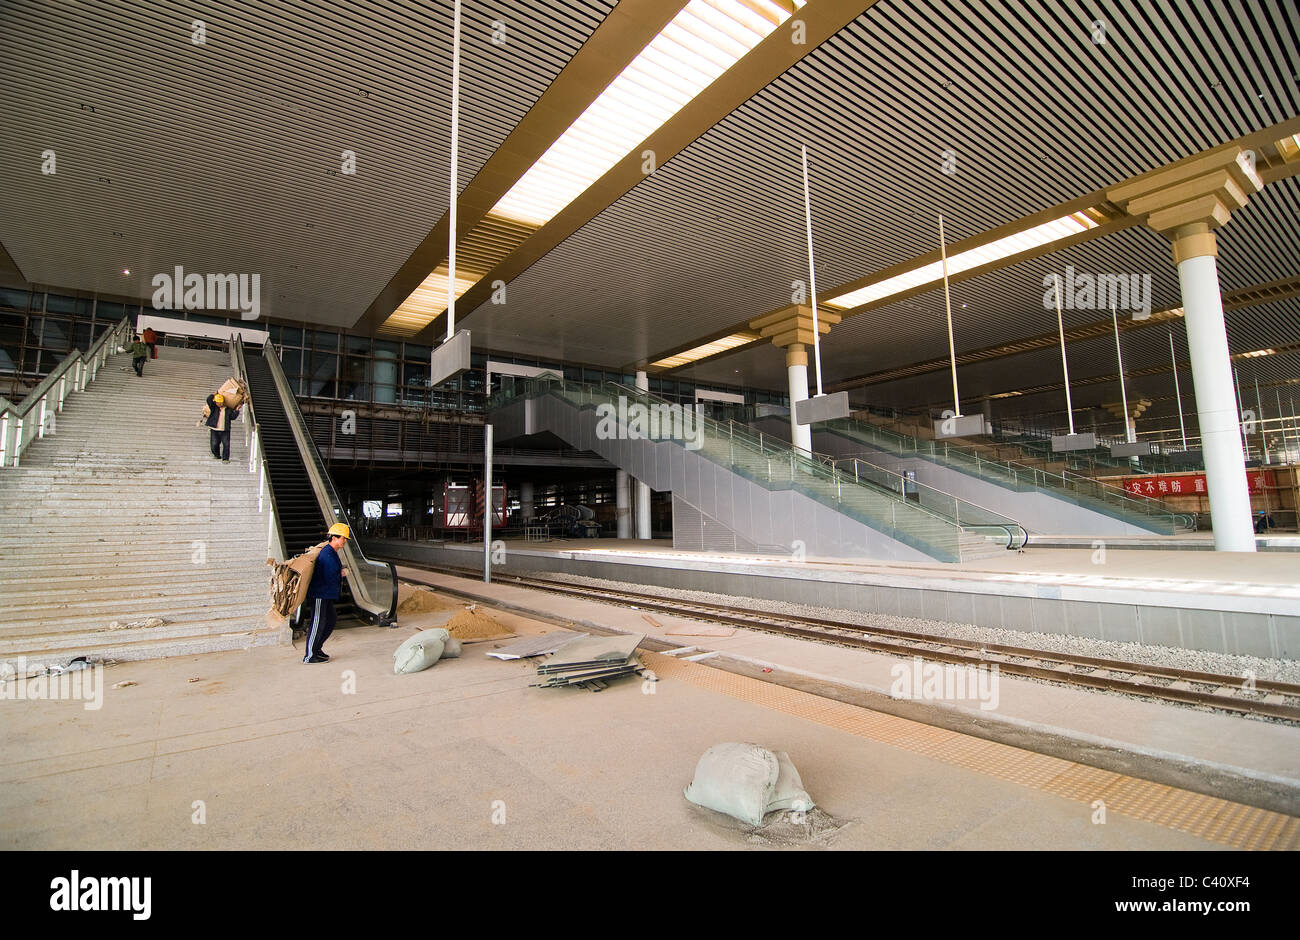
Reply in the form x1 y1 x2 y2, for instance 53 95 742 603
615 469 630 539
483 423 493 581
634 370 651 539
1178 245 1255 551
787 344 812 454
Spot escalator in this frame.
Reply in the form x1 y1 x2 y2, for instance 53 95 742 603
491 376 1027 563
236 340 396 626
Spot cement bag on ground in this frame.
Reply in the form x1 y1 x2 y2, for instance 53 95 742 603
766 750 815 814
684 742 779 826
441 637 462 659
394 628 450 674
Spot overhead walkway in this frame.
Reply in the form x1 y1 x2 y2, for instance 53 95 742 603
233 337 396 627
749 413 1188 537
490 377 1027 563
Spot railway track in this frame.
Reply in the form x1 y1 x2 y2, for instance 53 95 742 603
404 565 1300 723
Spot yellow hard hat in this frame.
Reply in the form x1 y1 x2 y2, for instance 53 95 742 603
213 393 225 404
328 523 351 539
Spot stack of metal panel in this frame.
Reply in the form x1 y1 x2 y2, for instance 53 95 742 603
534 634 647 691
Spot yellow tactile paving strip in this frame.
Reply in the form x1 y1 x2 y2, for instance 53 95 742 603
643 651 1300 850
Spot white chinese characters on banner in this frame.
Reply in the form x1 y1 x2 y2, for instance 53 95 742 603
1124 472 1269 497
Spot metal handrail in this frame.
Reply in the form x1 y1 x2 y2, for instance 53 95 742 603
494 376 1026 559
0 316 133 468
230 335 288 564
822 415 1181 530
260 340 396 622
829 454 1028 548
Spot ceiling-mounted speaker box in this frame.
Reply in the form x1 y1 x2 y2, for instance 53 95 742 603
795 391 850 425
430 329 471 386
933 414 986 439
1110 441 1153 457
1052 432 1098 452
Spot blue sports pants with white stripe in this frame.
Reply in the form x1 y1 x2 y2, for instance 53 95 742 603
303 598 336 661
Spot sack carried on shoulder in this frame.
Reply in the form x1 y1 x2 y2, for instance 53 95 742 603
217 377 249 409
267 541 328 618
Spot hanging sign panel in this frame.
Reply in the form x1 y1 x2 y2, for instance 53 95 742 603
430 329 471 386
795 391 850 425
933 414 987 439
1052 432 1098 452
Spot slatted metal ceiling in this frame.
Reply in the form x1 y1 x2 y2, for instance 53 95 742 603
463 0 1299 420
1 0 1296 426
0 0 616 324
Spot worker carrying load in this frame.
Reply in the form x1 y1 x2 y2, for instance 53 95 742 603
267 524 351 664
203 391 241 462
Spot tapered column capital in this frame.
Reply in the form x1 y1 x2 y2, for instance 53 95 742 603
749 304 840 350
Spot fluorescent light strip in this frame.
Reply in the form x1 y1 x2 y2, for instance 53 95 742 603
385 0 801 334
381 266 480 336
824 212 1100 311
650 331 760 369
491 0 800 228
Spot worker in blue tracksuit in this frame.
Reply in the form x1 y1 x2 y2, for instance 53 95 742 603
303 523 350 664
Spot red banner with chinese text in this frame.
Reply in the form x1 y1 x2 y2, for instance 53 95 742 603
1122 470 1275 499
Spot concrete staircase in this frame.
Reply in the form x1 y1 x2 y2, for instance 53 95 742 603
0 346 287 668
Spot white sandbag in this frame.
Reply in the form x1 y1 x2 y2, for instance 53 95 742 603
683 742 779 826
393 628 450 675
440 637 462 659
766 750 815 814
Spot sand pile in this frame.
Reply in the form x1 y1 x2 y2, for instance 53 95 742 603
396 583 461 615
445 609 511 640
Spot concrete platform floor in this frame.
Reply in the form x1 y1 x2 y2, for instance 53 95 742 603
477 537 1300 589
1 599 1292 850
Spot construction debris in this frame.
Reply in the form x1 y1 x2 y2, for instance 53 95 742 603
393 628 450 675
487 631 588 661
112 680 138 689
684 743 815 827
396 583 461 615
533 633 648 691
445 609 513 641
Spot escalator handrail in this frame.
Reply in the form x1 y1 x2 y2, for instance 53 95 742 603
229 336 289 564
495 375 1029 560
258 341 397 622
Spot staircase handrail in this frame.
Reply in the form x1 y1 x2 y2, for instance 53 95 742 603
0 316 133 468
824 415 1181 529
